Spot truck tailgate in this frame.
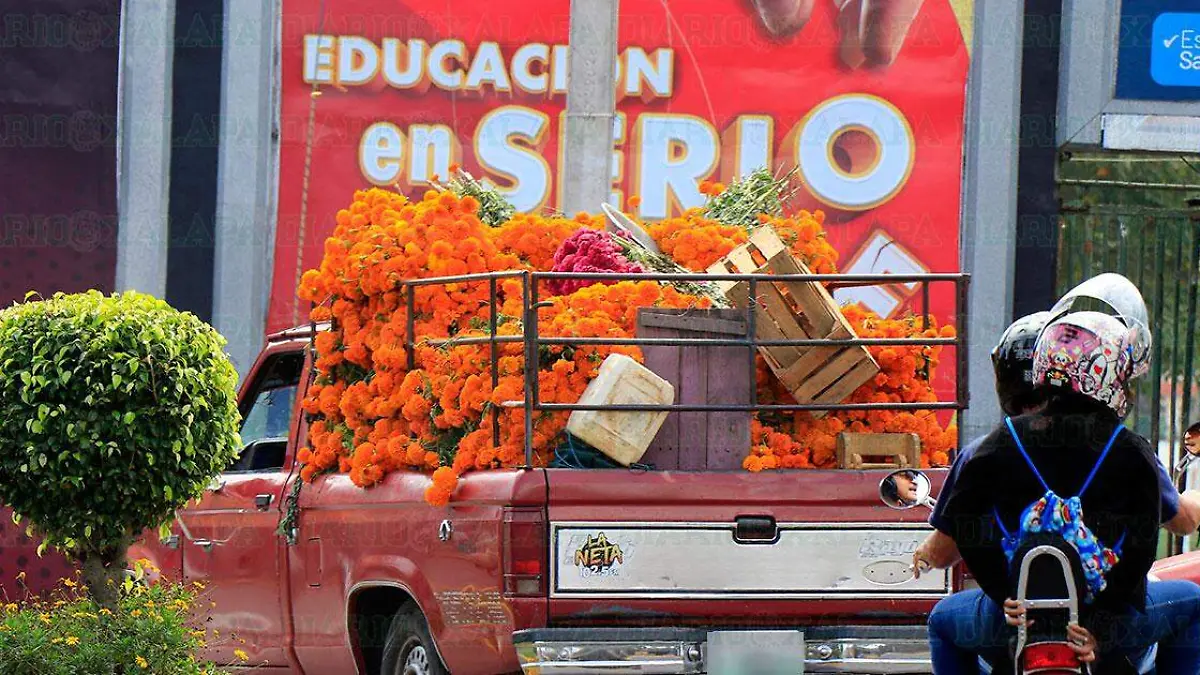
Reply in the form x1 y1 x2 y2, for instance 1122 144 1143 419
545 468 949 624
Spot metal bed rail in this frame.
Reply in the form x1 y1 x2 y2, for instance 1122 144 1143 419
390 269 971 468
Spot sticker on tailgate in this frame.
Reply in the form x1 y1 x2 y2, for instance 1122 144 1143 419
551 523 949 598
573 533 626 576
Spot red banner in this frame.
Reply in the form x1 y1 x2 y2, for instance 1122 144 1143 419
272 0 972 354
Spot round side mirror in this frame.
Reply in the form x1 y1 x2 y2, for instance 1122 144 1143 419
879 469 932 510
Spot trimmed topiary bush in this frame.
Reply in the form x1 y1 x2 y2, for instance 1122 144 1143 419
0 291 242 607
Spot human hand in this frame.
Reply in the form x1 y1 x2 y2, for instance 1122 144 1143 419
1066 623 1097 664
911 548 932 579
749 0 926 68
1002 598 1031 628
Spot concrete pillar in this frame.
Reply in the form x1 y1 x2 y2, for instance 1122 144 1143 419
561 0 620 218
959 0 1025 442
212 0 280 378
115 0 175 298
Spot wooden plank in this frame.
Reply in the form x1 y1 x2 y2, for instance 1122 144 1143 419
705 337 751 471
776 340 845 392
637 318 681 470
677 339 709 471
638 310 748 336
704 231 879 412
815 356 880 405
793 348 870 401
748 226 788 258
766 253 839 336
724 246 761 275
837 433 921 470
723 281 803 370
638 308 753 472
758 259 822 339
750 286 808 367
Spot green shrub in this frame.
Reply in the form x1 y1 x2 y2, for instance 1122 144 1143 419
0 291 242 606
0 563 242 674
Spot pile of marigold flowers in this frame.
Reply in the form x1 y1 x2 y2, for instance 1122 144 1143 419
296 172 955 506
298 188 712 505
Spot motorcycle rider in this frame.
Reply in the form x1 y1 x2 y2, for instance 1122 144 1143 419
924 275 1200 674
916 309 1200 575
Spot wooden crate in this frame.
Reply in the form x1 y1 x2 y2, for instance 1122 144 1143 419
706 227 880 414
837 432 921 470
637 308 752 471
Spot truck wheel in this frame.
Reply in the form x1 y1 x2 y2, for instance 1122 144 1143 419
380 605 448 675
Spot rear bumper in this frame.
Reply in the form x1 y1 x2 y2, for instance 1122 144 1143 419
512 626 931 674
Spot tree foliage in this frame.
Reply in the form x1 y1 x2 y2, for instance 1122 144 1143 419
0 291 241 604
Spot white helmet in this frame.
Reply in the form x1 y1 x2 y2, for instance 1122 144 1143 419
1032 274 1152 418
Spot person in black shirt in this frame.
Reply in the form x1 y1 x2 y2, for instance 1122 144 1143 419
936 399 1161 664
928 276 1200 674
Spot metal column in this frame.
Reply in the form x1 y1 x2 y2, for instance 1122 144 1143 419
212 0 281 378
561 0 620 219
959 0 1026 442
115 0 176 298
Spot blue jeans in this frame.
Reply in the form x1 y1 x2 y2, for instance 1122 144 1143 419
928 581 1200 675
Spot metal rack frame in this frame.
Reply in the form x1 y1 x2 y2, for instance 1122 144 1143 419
396 270 971 468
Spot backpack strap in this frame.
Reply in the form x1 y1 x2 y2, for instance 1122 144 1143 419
1004 417 1051 492
994 505 1012 539
1077 424 1126 498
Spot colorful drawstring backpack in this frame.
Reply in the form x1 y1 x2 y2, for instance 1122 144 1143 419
994 417 1126 603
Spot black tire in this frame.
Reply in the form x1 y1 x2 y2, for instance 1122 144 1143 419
380 604 449 675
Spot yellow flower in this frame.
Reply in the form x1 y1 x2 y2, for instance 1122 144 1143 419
65 636 80 646
234 648 249 662
99 608 112 616
63 578 76 588
38 613 50 625
3 603 16 613
52 637 63 644
130 609 142 618
136 656 149 669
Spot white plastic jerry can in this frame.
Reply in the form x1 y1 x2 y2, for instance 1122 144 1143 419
566 354 676 466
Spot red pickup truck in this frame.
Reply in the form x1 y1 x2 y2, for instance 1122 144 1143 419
0 317 1190 673
122 323 959 675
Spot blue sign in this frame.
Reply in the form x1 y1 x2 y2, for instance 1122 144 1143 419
1117 1 1200 101
1151 14 1200 87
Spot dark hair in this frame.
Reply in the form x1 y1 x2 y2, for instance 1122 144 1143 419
1043 390 1119 421
1186 422 1200 437
881 476 901 504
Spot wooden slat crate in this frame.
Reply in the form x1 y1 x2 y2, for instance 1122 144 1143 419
706 227 880 414
637 308 751 471
837 432 922 470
